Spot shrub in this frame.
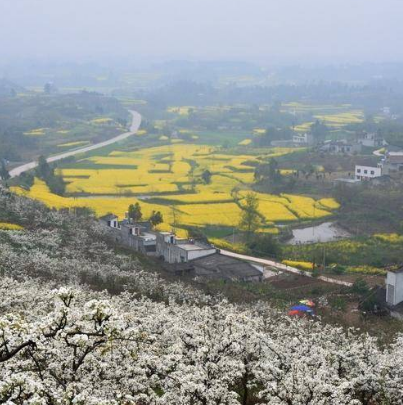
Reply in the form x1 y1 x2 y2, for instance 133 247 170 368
351 278 370 295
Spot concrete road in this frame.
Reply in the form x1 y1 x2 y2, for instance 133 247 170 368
9 110 142 178
220 249 353 287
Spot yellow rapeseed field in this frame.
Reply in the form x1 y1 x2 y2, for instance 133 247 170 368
58 141 90 148
91 117 114 124
24 128 46 136
282 194 333 219
317 198 340 210
282 260 314 271
374 233 403 244
14 143 340 234
0 222 24 231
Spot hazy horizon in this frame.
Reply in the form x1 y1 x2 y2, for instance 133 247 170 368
1 0 402 65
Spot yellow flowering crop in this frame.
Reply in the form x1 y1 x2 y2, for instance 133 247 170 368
58 141 90 148
282 194 333 219
91 117 113 124
0 222 24 231
15 143 340 236
24 128 46 136
316 198 340 210
282 260 314 271
374 233 403 243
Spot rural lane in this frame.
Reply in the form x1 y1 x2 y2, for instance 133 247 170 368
220 249 353 287
9 110 142 178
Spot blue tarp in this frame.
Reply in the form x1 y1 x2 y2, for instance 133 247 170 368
290 305 313 312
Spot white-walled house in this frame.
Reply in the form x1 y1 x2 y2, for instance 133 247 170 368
355 165 382 181
293 133 314 145
320 140 361 155
386 267 403 307
156 232 217 264
100 214 120 229
357 132 386 148
380 152 403 175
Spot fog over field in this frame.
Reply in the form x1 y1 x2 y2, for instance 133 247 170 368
0 0 402 63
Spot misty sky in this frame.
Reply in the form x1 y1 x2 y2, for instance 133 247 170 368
1 0 402 64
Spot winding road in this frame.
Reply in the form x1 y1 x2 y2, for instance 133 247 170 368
9 110 142 178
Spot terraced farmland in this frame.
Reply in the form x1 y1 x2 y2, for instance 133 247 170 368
282 102 365 131
11 143 340 236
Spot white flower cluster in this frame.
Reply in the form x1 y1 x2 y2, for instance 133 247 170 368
1 188 403 404
1 278 402 404
0 190 207 304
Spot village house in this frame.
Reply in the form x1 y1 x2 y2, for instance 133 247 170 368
357 131 386 148
292 132 314 146
355 165 382 181
99 214 263 283
100 214 120 229
99 215 157 254
383 265 403 321
320 140 361 155
386 266 403 307
380 152 403 175
156 232 217 264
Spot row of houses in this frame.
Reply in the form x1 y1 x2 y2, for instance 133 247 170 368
353 151 403 181
293 131 386 150
99 214 263 282
334 151 403 186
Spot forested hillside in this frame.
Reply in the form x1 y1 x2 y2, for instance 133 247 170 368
1 186 403 404
0 91 129 163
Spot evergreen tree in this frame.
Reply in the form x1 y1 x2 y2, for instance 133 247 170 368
239 192 262 241
128 202 142 222
150 210 163 228
36 156 52 179
201 169 212 184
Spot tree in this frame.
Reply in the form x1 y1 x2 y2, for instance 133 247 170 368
36 155 52 179
310 119 328 141
128 202 142 222
201 169 212 184
247 233 281 257
254 158 282 185
0 161 10 181
150 210 163 228
170 205 181 232
239 192 262 240
44 82 57 94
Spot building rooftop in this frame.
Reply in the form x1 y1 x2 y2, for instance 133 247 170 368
140 232 157 241
99 214 118 221
178 243 210 251
387 154 403 164
192 253 262 280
